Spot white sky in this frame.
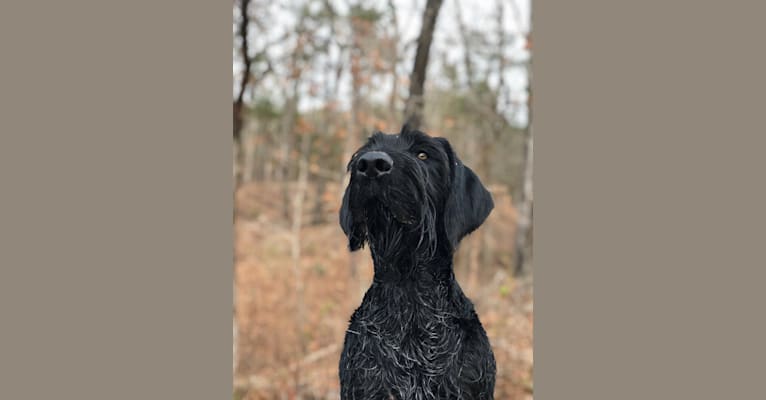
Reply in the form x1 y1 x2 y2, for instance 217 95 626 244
235 0 531 127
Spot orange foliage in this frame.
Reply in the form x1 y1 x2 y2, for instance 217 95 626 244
234 182 532 400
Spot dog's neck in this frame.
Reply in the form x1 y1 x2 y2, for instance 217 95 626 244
366 228 454 285
371 255 453 283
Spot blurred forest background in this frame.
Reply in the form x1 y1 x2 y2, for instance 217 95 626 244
233 0 533 398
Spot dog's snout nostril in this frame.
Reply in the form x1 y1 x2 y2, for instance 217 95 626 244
375 159 391 172
356 151 393 178
357 159 368 172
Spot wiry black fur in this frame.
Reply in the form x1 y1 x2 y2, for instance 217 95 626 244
339 125 496 400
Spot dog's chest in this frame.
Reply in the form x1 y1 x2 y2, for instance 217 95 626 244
343 286 467 395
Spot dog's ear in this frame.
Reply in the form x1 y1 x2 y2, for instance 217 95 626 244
339 183 365 251
437 138 494 250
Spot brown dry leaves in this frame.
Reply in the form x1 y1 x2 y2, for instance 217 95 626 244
235 182 532 400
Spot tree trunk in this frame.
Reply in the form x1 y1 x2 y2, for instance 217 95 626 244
342 14 365 305
278 92 298 219
234 0 252 189
232 0 251 380
514 127 533 276
233 107 246 188
514 61 533 276
403 0 444 130
243 121 257 183
290 132 311 397
278 30 306 219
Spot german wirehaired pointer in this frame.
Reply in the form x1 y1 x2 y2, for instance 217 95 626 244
339 125 496 399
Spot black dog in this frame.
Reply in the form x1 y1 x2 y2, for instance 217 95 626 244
339 125 496 400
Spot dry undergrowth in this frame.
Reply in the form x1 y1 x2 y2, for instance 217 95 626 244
235 182 533 400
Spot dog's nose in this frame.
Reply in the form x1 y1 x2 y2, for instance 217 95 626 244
356 151 393 178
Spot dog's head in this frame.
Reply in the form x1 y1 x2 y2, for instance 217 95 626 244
339 125 494 257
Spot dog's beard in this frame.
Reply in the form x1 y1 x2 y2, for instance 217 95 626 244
345 171 438 263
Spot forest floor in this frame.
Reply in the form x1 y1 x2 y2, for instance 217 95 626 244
234 181 533 400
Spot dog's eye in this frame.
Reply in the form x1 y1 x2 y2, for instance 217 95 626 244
417 152 428 160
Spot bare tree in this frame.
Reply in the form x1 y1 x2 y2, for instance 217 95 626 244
403 0 444 130
290 131 312 397
233 0 252 188
514 30 533 277
233 0 278 379
514 121 533 276
277 11 313 220
341 5 376 303
232 0 251 378
509 0 533 276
